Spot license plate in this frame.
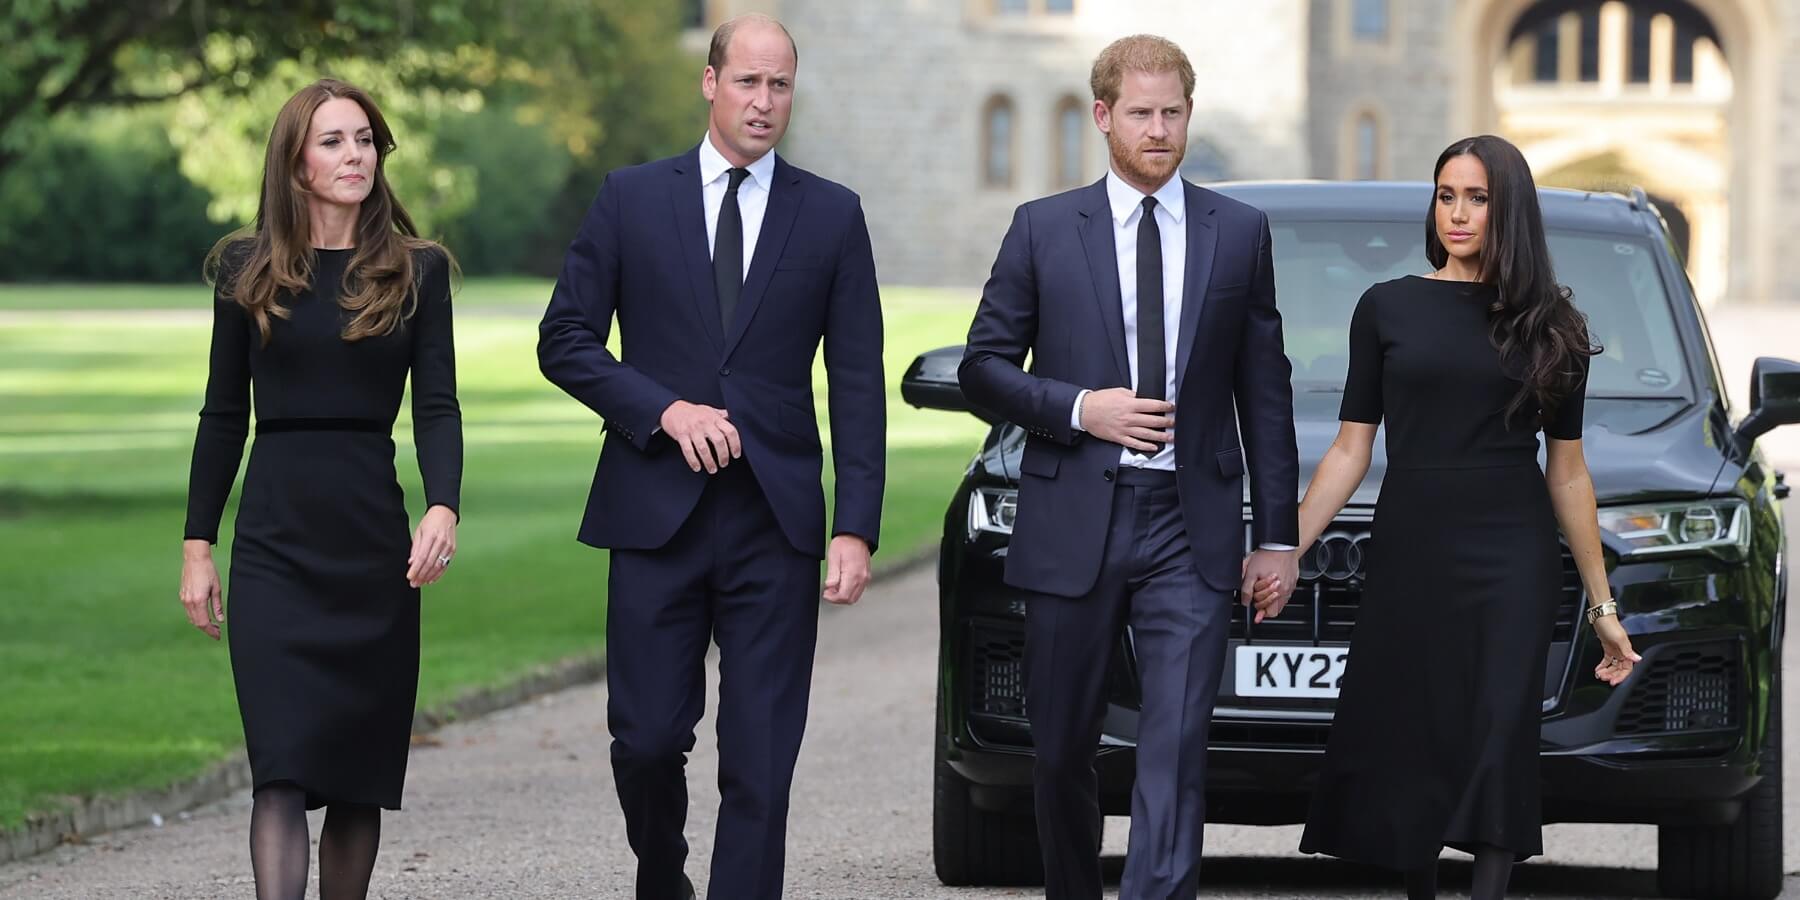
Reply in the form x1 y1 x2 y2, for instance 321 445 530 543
1234 645 1350 698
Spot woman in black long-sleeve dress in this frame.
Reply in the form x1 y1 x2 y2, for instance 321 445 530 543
1248 136 1640 900
176 78 461 900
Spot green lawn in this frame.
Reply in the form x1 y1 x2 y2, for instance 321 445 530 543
0 278 987 831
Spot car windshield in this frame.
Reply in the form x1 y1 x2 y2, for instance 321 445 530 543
1273 219 1692 400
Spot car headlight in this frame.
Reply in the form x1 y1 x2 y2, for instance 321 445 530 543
1596 499 1751 561
968 487 1017 538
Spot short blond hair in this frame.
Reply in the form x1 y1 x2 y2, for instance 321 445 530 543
1089 34 1195 107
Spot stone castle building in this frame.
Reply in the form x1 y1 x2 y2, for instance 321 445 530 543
686 0 1800 306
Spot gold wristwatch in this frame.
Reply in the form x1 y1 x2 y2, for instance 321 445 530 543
1585 600 1619 624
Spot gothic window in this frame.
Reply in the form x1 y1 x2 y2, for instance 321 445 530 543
983 95 1016 188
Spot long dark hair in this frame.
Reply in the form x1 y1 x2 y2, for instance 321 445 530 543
205 78 450 344
1425 135 1598 428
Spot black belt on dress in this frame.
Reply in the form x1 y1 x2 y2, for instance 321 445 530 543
256 417 391 435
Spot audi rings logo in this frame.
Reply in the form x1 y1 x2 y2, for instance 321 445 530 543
1300 531 1370 582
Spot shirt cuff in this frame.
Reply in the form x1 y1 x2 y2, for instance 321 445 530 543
1258 543 1299 551
1069 389 1090 432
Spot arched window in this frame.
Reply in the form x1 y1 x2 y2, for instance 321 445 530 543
1351 112 1383 180
982 95 1016 189
1052 96 1086 190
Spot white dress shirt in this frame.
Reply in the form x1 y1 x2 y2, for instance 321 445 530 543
1070 169 1186 472
699 132 775 278
1070 169 1295 552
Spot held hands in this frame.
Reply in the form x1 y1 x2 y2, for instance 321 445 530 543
1241 548 1299 624
1591 613 1641 687
179 539 225 640
823 534 872 606
661 400 742 474
407 504 458 588
1079 388 1174 453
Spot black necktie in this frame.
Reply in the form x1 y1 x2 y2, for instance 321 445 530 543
1136 195 1165 456
714 167 750 330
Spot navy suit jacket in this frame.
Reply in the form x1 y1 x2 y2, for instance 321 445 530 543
959 177 1298 596
538 144 885 559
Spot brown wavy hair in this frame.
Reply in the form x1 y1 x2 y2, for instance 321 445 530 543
205 78 449 344
1425 135 1600 429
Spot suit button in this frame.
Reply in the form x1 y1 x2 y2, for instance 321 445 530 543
1103 468 1115 482
719 367 731 377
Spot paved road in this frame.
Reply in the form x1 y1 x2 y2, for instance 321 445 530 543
5 508 1798 899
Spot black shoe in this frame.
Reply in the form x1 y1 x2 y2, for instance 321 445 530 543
635 874 694 900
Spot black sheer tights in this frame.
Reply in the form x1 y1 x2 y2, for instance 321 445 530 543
249 783 383 900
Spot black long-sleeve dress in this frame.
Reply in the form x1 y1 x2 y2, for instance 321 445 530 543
184 245 461 810
1299 275 1587 869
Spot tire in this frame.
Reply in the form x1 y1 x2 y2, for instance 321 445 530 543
1657 678 1784 900
932 698 1045 886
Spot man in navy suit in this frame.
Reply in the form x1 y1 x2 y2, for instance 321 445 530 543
537 14 884 900
959 35 1300 900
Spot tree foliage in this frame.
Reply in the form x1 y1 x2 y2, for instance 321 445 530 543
0 0 705 276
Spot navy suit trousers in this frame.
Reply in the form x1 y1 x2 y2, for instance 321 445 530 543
1024 468 1232 900
606 462 820 900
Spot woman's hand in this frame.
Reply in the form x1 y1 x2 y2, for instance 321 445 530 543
1592 615 1642 686
407 504 458 588
179 539 225 640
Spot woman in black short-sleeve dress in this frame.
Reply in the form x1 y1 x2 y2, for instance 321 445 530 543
1265 136 1640 900
177 78 461 900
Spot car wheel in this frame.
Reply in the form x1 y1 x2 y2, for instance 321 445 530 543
932 697 1045 886
1656 675 1783 899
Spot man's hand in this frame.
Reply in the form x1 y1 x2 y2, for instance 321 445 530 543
1079 387 1174 452
823 534 872 606
1241 548 1299 624
659 400 741 473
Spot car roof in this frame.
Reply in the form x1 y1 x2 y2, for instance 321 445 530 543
1209 180 1654 236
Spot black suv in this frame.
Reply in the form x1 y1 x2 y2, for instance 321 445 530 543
904 182 1799 900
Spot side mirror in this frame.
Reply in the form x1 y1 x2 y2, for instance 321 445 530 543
1735 357 1800 447
900 345 1001 425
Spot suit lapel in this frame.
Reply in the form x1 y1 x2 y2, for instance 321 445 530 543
1175 182 1218 384
669 146 725 351
1076 180 1131 387
722 156 802 360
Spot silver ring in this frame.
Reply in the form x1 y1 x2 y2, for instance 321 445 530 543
437 553 452 566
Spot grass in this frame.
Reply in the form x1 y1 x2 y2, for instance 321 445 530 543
0 278 987 831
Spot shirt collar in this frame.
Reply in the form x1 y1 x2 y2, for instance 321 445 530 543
699 132 776 190
1105 168 1186 227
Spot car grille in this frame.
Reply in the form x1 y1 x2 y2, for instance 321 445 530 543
963 525 1585 749
1234 522 1584 643
1615 642 1741 735
969 626 1027 719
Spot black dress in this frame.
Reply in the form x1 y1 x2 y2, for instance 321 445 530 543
184 246 461 810
1298 275 1586 869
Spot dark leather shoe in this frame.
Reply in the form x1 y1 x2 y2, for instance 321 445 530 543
635 874 694 900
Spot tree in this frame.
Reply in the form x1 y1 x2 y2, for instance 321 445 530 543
0 0 700 182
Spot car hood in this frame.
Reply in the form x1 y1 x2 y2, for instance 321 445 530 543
1285 393 1726 507
983 394 1728 506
